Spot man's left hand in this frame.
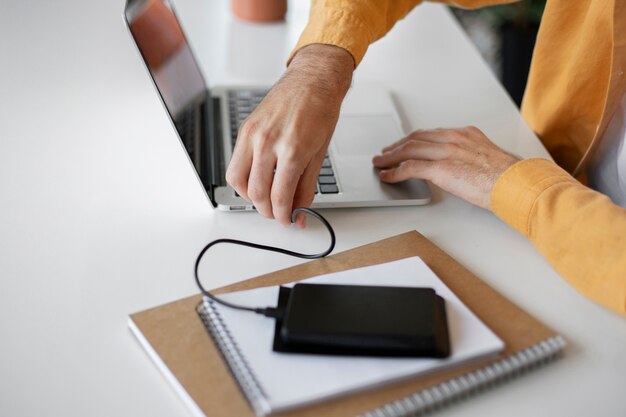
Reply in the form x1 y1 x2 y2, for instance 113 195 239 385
372 126 520 210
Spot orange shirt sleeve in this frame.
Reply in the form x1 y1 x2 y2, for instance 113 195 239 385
492 158 626 315
289 0 517 66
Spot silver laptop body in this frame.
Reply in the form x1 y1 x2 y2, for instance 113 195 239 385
124 0 431 211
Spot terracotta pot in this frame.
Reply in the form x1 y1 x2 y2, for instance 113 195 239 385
231 0 287 23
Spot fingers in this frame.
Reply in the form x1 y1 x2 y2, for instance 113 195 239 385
271 154 305 226
246 142 278 219
381 127 479 154
381 130 450 154
379 160 438 183
373 140 453 168
290 151 326 228
225 136 253 202
227 127 321 226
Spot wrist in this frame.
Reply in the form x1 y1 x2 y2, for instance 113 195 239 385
287 44 354 99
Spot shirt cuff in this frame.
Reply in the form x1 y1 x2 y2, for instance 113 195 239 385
491 158 577 237
287 6 369 67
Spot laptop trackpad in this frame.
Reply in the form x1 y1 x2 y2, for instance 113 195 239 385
332 115 404 156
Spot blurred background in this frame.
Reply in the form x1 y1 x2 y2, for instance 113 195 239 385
452 0 546 107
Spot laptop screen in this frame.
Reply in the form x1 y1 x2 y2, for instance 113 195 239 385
124 0 207 120
125 0 215 199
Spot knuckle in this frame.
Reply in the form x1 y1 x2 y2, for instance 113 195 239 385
254 129 275 152
408 130 422 140
382 171 397 182
398 140 415 151
465 125 482 135
280 147 305 168
225 169 243 189
272 189 292 207
375 155 391 167
403 159 421 172
238 119 257 139
442 142 460 154
447 129 467 142
247 184 266 202
393 141 416 158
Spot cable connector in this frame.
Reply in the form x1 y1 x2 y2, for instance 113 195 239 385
255 306 284 320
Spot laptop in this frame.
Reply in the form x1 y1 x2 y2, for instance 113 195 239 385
123 0 431 211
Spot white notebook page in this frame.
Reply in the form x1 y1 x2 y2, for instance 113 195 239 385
212 257 504 413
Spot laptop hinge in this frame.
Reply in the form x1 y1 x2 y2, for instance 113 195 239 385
207 96 226 190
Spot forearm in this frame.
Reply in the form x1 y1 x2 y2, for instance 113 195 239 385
492 159 626 315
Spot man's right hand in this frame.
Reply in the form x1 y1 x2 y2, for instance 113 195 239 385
225 44 354 227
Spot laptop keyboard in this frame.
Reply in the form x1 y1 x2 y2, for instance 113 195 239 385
228 90 266 147
228 90 339 194
317 156 338 194
175 106 200 162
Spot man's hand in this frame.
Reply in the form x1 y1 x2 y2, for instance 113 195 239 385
372 126 520 210
226 44 354 227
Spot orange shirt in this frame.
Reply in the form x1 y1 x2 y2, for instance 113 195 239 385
291 0 626 315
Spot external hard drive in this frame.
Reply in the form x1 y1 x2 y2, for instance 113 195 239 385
273 284 450 358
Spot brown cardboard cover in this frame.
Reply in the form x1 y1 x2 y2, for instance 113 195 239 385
130 231 557 417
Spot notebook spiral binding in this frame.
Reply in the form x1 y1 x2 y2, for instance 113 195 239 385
360 335 566 417
197 297 271 416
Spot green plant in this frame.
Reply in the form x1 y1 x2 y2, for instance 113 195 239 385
481 0 546 27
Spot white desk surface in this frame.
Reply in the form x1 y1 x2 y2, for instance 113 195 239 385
1 0 624 416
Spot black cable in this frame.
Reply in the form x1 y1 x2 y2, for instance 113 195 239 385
194 207 336 317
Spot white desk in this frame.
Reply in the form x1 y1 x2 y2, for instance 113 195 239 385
1 0 624 416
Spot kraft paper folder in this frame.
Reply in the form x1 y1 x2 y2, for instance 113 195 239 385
129 231 565 417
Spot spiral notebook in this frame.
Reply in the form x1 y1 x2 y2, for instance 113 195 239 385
129 231 565 417
195 257 504 415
